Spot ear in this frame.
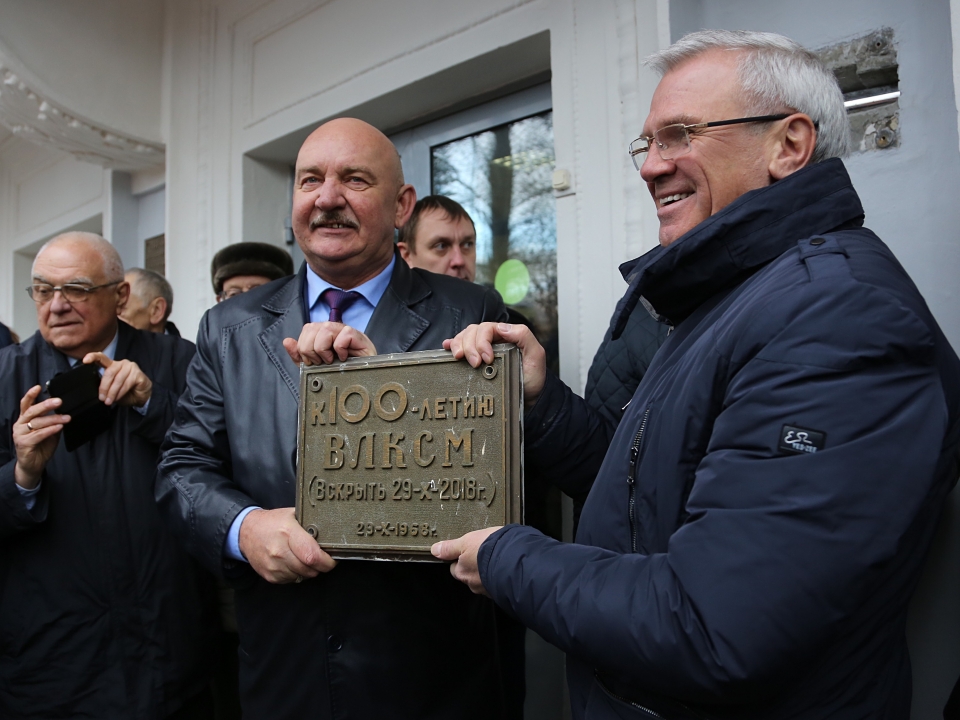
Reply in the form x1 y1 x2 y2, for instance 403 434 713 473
148 297 168 326
397 241 413 263
394 184 417 229
768 114 817 180
115 281 131 315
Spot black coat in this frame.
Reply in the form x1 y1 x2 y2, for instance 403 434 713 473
0 322 218 719
157 257 513 720
525 294 668 511
478 160 960 718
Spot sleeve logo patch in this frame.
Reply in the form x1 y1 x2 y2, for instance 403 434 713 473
779 425 826 455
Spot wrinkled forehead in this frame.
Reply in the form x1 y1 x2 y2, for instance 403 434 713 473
33 240 107 282
643 50 745 133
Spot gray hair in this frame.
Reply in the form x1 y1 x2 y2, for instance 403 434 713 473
33 231 125 282
127 267 174 320
646 30 849 163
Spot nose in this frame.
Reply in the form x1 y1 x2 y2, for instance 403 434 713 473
48 289 73 313
639 148 675 184
449 247 465 268
315 179 346 211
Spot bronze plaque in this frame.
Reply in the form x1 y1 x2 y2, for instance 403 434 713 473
295 345 523 561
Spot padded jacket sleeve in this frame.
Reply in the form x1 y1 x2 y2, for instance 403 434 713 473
524 373 619 504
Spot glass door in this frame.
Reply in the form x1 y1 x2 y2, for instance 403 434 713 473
430 110 558 373
390 84 559 373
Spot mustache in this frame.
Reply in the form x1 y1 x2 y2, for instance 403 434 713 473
310 212 359 231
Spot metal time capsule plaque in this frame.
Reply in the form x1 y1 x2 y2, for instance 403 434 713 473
296 345 523 561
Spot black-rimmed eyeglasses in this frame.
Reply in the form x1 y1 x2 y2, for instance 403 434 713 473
628 114 791 169
26 281 122 304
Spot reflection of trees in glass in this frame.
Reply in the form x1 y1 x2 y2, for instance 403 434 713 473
432 112 558 372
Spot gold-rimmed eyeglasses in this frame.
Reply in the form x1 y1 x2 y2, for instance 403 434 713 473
628 114 791 170
26 281 121 305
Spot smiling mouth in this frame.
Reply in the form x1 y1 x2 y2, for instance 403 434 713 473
310 212 358 231
659 192 692 207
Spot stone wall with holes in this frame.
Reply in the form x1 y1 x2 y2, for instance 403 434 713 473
818 28 901 152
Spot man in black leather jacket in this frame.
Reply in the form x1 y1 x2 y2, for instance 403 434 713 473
156 118 514 720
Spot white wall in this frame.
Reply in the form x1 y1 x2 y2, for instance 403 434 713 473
0 136 109 337
0 0 165 143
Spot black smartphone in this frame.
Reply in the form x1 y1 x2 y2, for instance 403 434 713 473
46 363 112 451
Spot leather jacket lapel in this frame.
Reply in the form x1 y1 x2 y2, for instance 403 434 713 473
364 252 431 353
257 268 307 403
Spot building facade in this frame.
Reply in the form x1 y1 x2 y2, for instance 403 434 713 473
2 0 960 716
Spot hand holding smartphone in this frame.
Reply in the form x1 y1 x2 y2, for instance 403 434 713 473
46 363 113 451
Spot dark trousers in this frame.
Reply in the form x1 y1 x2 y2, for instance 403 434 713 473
211 631 243 720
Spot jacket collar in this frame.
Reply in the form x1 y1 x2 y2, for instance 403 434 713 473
364 248 432 352
254 248 436 399
612 158 864 335
258 265 308 402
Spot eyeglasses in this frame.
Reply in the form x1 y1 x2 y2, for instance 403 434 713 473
628 114 791 170
26 281 121 304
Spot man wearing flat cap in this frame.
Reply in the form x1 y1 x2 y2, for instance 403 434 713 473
211 242 294 302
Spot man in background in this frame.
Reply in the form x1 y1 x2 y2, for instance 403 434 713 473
0 231 216 718
121 267 180 336
211 241 294 301
397 194 476 281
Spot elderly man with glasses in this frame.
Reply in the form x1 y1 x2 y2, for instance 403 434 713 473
0 232 217 719
437 30 960 718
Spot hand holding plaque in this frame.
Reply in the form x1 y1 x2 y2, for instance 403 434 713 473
283 322 377 365
431 526 502 596
444 321 546 408
296 345 523 560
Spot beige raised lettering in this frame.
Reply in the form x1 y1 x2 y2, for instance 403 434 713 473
419 402 432 420
324 434 345 469
310 401 325 426
434 398 446 419
374 382 408 422
349 432 376 469
381 432 407 468
414 431 435 467
448 397 461 418
442 428 474 467
339 385 370 423
463 397 475 418
478 396 494 417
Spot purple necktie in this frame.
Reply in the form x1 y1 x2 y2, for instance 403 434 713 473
322 288 363 323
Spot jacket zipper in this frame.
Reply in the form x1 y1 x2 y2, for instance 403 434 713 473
595 672 663 717
627 405 651 554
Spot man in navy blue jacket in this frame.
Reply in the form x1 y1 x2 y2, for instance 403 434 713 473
436 30 960 719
